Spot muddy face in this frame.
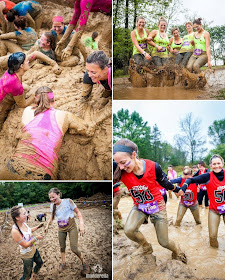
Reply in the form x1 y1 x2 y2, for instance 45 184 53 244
49 192 61 205
86 63 107 83
40 34 50 49
52 21 64 35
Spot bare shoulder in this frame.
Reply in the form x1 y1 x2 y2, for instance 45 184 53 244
149 29 157 37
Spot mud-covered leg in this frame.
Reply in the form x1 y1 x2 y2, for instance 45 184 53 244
60 55 79 67
208 210 220 248
190 204 201 224
175 204 187 226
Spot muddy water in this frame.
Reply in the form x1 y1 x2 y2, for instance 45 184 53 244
113 195 225 280
113 68 225 100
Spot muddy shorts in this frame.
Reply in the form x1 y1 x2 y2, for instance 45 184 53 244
20 249 43 280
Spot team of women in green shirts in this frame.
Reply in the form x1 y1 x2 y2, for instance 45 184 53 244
131 16 211 73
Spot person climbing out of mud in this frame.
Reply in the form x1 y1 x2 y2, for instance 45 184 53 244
55 0 112 62
168 27 183 60
170 166 201 227
113 138 187 263
147 17 169 66
50 15 81 67
82 50 111 101
0 0 16 33
186 18 211 73
179 154 225 248
130 16 151 65
194 161 210 208
45 187 89 276
6 0 43 34
0 86 96 180
11 205 44 280
83 31 99 50
0 16 37 55
0 52 34 131
175 21 194 67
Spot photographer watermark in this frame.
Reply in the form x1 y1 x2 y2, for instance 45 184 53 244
86 264 109 279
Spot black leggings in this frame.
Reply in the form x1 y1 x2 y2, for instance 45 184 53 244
197 189 209 207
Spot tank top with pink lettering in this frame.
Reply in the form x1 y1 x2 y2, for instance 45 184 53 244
14 108 63 177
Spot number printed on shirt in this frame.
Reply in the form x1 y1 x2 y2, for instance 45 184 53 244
130 190 154 204
214 189 225 203
184 192 193 201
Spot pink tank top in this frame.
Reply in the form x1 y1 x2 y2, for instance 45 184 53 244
0 71 23 103
70 0 112 31
16 108 63 177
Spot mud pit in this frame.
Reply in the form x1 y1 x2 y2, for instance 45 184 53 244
0 203 112 279
0 1 112 180
114 195 225 280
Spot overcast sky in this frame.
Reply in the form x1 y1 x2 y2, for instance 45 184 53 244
113 100 225 155
180 0 225 26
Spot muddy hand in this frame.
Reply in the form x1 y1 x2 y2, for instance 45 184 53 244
178 189 184 196
37 222 44 229
44 226 48 233
61 46 72 60
52 64 61 75
55 40 65 56
87 121 96 137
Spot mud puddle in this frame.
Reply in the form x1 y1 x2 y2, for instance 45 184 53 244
113 195 225 280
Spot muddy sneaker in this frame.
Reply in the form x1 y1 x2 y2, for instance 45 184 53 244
172 251 187 264
59 263 66 272
81 263 89 276
143 243 153 254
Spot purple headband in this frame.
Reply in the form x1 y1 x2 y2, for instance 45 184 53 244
48 92 54 99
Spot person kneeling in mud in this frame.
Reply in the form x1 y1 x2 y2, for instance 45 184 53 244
0 86 96 180
0 0 16 33
35 213 47 222
11 205 44 280
82 50 111 101
170 166 201 227
50 15 81 67
45 187 89 275
0 16 37 56
113 138 187 263
0 52 34 131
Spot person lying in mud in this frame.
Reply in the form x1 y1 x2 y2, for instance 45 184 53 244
11 205 44 280
50 15 81 67
55 0 112 61
45 187 89 275
170 166 201 227
6 0 43 34
0 86 96 180
113 138 187 263
187 17 211 73
175 21 194 67
130 16 151 65
0 16 37 56
83 31 99 50
168 27 183 60
0 0 15 33
82 50 112 101
0 52 34 131
179 154 225 248
147 17 169 66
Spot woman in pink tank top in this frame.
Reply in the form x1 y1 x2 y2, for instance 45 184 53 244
0 86 96 180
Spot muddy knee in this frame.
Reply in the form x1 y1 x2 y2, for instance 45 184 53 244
124 224 135 239
193 64 201 74
60 246 66 253
158 238 170 249
71 245 81 257
210 237 218 248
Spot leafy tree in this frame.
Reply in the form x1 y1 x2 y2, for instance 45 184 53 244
209 26 225 65
204 144 225 165
208 118 225 146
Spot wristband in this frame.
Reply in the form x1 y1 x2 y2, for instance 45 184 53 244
142 51 146 56
34 236 37 242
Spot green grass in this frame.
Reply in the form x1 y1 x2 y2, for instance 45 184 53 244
215 89 225 100
201 65 225 70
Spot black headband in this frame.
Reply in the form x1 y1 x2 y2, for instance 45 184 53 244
113 144 134 154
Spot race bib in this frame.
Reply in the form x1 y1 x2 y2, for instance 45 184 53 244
138 201 159 215
160 188 166 196
57 220 69 227
139 43 147 49
157 47 166 52
182 41 190 47
194 49 203 56
217 205 225 214
201 186 207 191
183 200 194 207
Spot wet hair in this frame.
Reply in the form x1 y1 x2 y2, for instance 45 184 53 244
14 16 27 29
158 16 167 26
6 9 18 22
113 138 138 182
43 32 56 50
198 161 206 167
86 50 109 70
171 27 179 34
185 21 193 27
32 86 54 116
11 206 24 238
92 31 98 41
209 154 224 165
48 188 62 220
136 16 146 26
183 166 192 176
8 52 26 75
193 18 202 25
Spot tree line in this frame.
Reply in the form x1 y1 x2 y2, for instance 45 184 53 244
0 182 112 209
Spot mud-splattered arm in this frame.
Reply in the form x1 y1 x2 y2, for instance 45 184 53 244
0 4 7 34
13 94 35 108
74 207 85 236
0 31 17 40
26 12 35 30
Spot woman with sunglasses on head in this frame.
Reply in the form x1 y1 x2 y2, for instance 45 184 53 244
113 138 187 263
179 154 225 248
130 16 151 65
0 86 96 180
170 166 201 227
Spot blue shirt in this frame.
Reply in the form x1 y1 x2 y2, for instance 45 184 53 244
13 1 41 16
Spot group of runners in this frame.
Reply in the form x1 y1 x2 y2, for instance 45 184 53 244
131 16 211 73
113 138 225 264
0 0 112 180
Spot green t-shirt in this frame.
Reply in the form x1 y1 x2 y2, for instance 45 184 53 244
83 37 98 50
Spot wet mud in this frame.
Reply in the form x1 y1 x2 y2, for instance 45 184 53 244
0 202 112 279
113 194 225 280
0 1 112 180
